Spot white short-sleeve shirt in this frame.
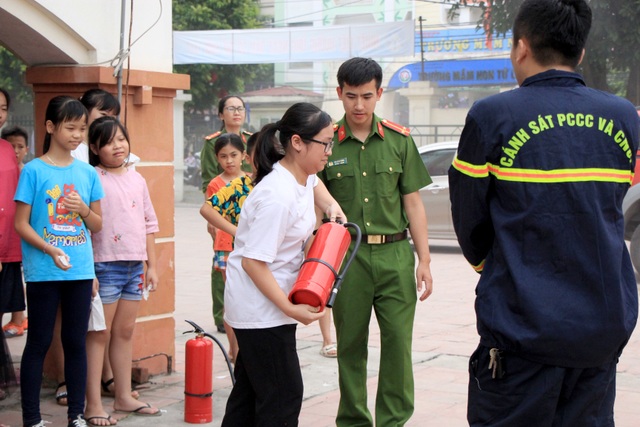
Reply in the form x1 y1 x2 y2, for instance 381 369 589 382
224 161 317 329
72 142 140 170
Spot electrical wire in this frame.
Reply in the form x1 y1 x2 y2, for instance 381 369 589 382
112 0 163 77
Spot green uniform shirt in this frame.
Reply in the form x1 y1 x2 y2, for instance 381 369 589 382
318 114 432 236
200 128 253 193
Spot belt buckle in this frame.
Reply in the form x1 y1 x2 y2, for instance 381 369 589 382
367 235 384 244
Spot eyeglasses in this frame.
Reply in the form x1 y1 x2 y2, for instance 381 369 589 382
306 138 334 153
224 106 245 113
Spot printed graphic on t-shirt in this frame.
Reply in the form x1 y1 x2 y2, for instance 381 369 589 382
43 183 87 246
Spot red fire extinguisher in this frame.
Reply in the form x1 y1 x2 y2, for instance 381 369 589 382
289 221 361 310
183 320 235 424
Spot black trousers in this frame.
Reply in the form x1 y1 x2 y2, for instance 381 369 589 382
222 324 303 427
468 344 617 427
21 279 92 426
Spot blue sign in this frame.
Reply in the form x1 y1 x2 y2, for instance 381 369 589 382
415 27 513 56
388 58 516 89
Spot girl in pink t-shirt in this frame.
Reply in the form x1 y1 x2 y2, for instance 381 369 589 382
84 117 161 424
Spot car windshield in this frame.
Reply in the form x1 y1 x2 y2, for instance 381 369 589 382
421 148 456 177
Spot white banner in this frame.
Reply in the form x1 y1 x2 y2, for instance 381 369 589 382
173 21 414 65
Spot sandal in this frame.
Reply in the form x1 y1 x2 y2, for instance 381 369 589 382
85 414 117 426
55 382 68 406
113 402 161 417
3 321 24 338
320 344 338 358
101 378 140 399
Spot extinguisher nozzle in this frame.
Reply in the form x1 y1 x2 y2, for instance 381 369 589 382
184 320 205 335
326 287 340 308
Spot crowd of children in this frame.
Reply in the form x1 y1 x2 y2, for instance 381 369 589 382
0 88 160 427
2 89 342 427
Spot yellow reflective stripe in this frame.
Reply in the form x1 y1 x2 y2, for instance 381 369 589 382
472 259 485 273
452 155 633 184
452 156 489 178
488 165 633 184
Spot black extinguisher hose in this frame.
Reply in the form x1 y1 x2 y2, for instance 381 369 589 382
184 320 236 385
326 222 361 308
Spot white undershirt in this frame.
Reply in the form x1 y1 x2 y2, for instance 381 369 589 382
72 142 140 170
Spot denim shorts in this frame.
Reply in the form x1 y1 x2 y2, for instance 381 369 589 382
95 261 145 304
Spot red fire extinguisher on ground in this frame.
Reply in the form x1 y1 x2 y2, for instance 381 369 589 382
289 220 361 310
183 320 235 424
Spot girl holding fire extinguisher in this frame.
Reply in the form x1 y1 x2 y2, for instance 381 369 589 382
220 102 345 426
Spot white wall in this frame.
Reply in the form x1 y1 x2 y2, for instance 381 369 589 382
9 0 173 72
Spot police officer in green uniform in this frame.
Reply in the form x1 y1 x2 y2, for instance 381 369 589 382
200 95 252 332
319 57 434 426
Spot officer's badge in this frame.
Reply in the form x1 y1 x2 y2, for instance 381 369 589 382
328 158 347 167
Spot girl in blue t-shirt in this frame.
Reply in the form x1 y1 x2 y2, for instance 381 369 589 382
14 96 104 427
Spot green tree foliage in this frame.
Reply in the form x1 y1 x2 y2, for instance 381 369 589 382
173 0 274 113
0 46 32 103
449 0 640 104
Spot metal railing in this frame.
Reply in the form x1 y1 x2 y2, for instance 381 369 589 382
409 124 464 147
184 117 464 150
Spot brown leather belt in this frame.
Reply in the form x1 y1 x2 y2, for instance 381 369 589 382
353 230 408 245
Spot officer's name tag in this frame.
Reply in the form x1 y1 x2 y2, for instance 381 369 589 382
328 158 347 167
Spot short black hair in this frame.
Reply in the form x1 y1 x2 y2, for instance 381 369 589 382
253 103 331 185
214 132 245 156
43 96 88 154
513 0 592 68
80 88 121 116
217 95 246 131
246 132 259 157
0 88 10 109
88 116 130 167
337 57 383 89
1 125 28 145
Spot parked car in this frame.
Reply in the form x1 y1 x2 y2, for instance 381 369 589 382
418 141 459 240
420 139 640 275
622 108 640 275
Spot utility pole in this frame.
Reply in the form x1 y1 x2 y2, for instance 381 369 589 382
419 16 426 81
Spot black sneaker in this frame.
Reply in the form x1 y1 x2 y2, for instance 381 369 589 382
68 415 87 427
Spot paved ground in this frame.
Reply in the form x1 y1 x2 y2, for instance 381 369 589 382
2 186 640 426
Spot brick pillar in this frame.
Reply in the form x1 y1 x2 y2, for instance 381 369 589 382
26 66 190 379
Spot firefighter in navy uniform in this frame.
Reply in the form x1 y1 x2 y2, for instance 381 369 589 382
200 95 252 333
449 1 639 426
319 57 433 427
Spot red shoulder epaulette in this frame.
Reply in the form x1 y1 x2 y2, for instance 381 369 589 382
240 130 253 143
381 119 411 136
335 124 347 142
204 130 222 141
